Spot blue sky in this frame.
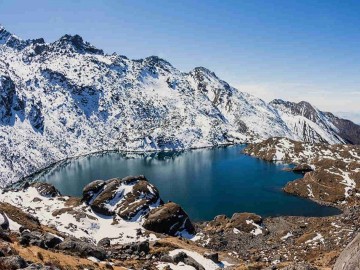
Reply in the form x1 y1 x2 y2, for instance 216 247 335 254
1 0 359 121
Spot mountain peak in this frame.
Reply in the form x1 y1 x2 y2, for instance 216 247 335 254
143 55 172 67
0 25 18 45
192 66 216 76
0 25 27 50
54 34 104 55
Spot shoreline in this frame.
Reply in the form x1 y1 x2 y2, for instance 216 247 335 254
8 142 344 223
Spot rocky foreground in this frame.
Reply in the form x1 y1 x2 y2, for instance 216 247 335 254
0 168 358 269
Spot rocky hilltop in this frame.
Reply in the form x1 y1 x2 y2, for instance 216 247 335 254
1 25 360 187
244 137 360 205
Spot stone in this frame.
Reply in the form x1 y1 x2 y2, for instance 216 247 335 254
56 238 106 260
97 237 111 248
204 252 219 263
0 212 9 230
143 202 195 236
0 255 28 269
82 180 105 203
229 212 263 233
31 182 61 197
43 233 62 248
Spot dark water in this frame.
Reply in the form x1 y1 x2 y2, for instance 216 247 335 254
35 145 341 221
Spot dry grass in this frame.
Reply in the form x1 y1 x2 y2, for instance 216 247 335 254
12 243 126 270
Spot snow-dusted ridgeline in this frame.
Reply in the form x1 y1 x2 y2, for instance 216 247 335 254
0 25 359 186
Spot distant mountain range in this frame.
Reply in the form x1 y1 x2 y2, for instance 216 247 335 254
1 25 360 186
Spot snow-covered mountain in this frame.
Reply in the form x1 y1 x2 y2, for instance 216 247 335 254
0 25 358 186
270 99 360 144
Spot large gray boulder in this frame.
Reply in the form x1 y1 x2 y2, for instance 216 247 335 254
143 202 195 236
57 238 106 260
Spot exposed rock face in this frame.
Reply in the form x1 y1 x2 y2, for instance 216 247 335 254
334 233 360 270
82 180 105 203
117 179 161 220
324 111 360 145
229 213 264 234
31 182 61 197
269 99 347 144
244 137 360 204
143 202 195 236
19 230 62 249
87 178 123 216
205 212 266 236
57 238 106 260
292 163 313 174
0 212 9 230
83 175 160 218
172 251 205 270
0 255 28 269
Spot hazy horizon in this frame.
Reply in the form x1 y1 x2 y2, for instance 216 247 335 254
1 0 359 122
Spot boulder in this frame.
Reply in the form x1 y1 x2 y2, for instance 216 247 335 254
19 231 62 249
172 251 205 270
0 213 9 231
143 202 195 236
31 183 61 197
228 212 263 234
121 175 147 184
89 178 122 216
204 252 219 263
84 176 159 218
117 180 160 220
23 264 61 269
19 231 45 248
0 255 28 269
82 180 105 203
43 233 62 248
97 237 111 248
0 230 12 242
56 238 106 260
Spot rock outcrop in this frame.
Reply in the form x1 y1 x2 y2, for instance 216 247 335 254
83 175 161 219
244 137 360 205
334 233 360 270
143 202 195 236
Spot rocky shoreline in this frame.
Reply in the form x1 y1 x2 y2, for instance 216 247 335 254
0 138 359 269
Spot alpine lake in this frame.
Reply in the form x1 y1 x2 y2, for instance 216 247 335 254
31 145 341 221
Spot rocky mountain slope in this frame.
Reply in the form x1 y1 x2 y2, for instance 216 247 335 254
1 25 359 187
244 137 360 205
270 99 349 144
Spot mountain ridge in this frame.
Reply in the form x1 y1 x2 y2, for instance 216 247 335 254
0 25 359 186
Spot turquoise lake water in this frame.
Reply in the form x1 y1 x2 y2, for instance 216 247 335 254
36 145 341 221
